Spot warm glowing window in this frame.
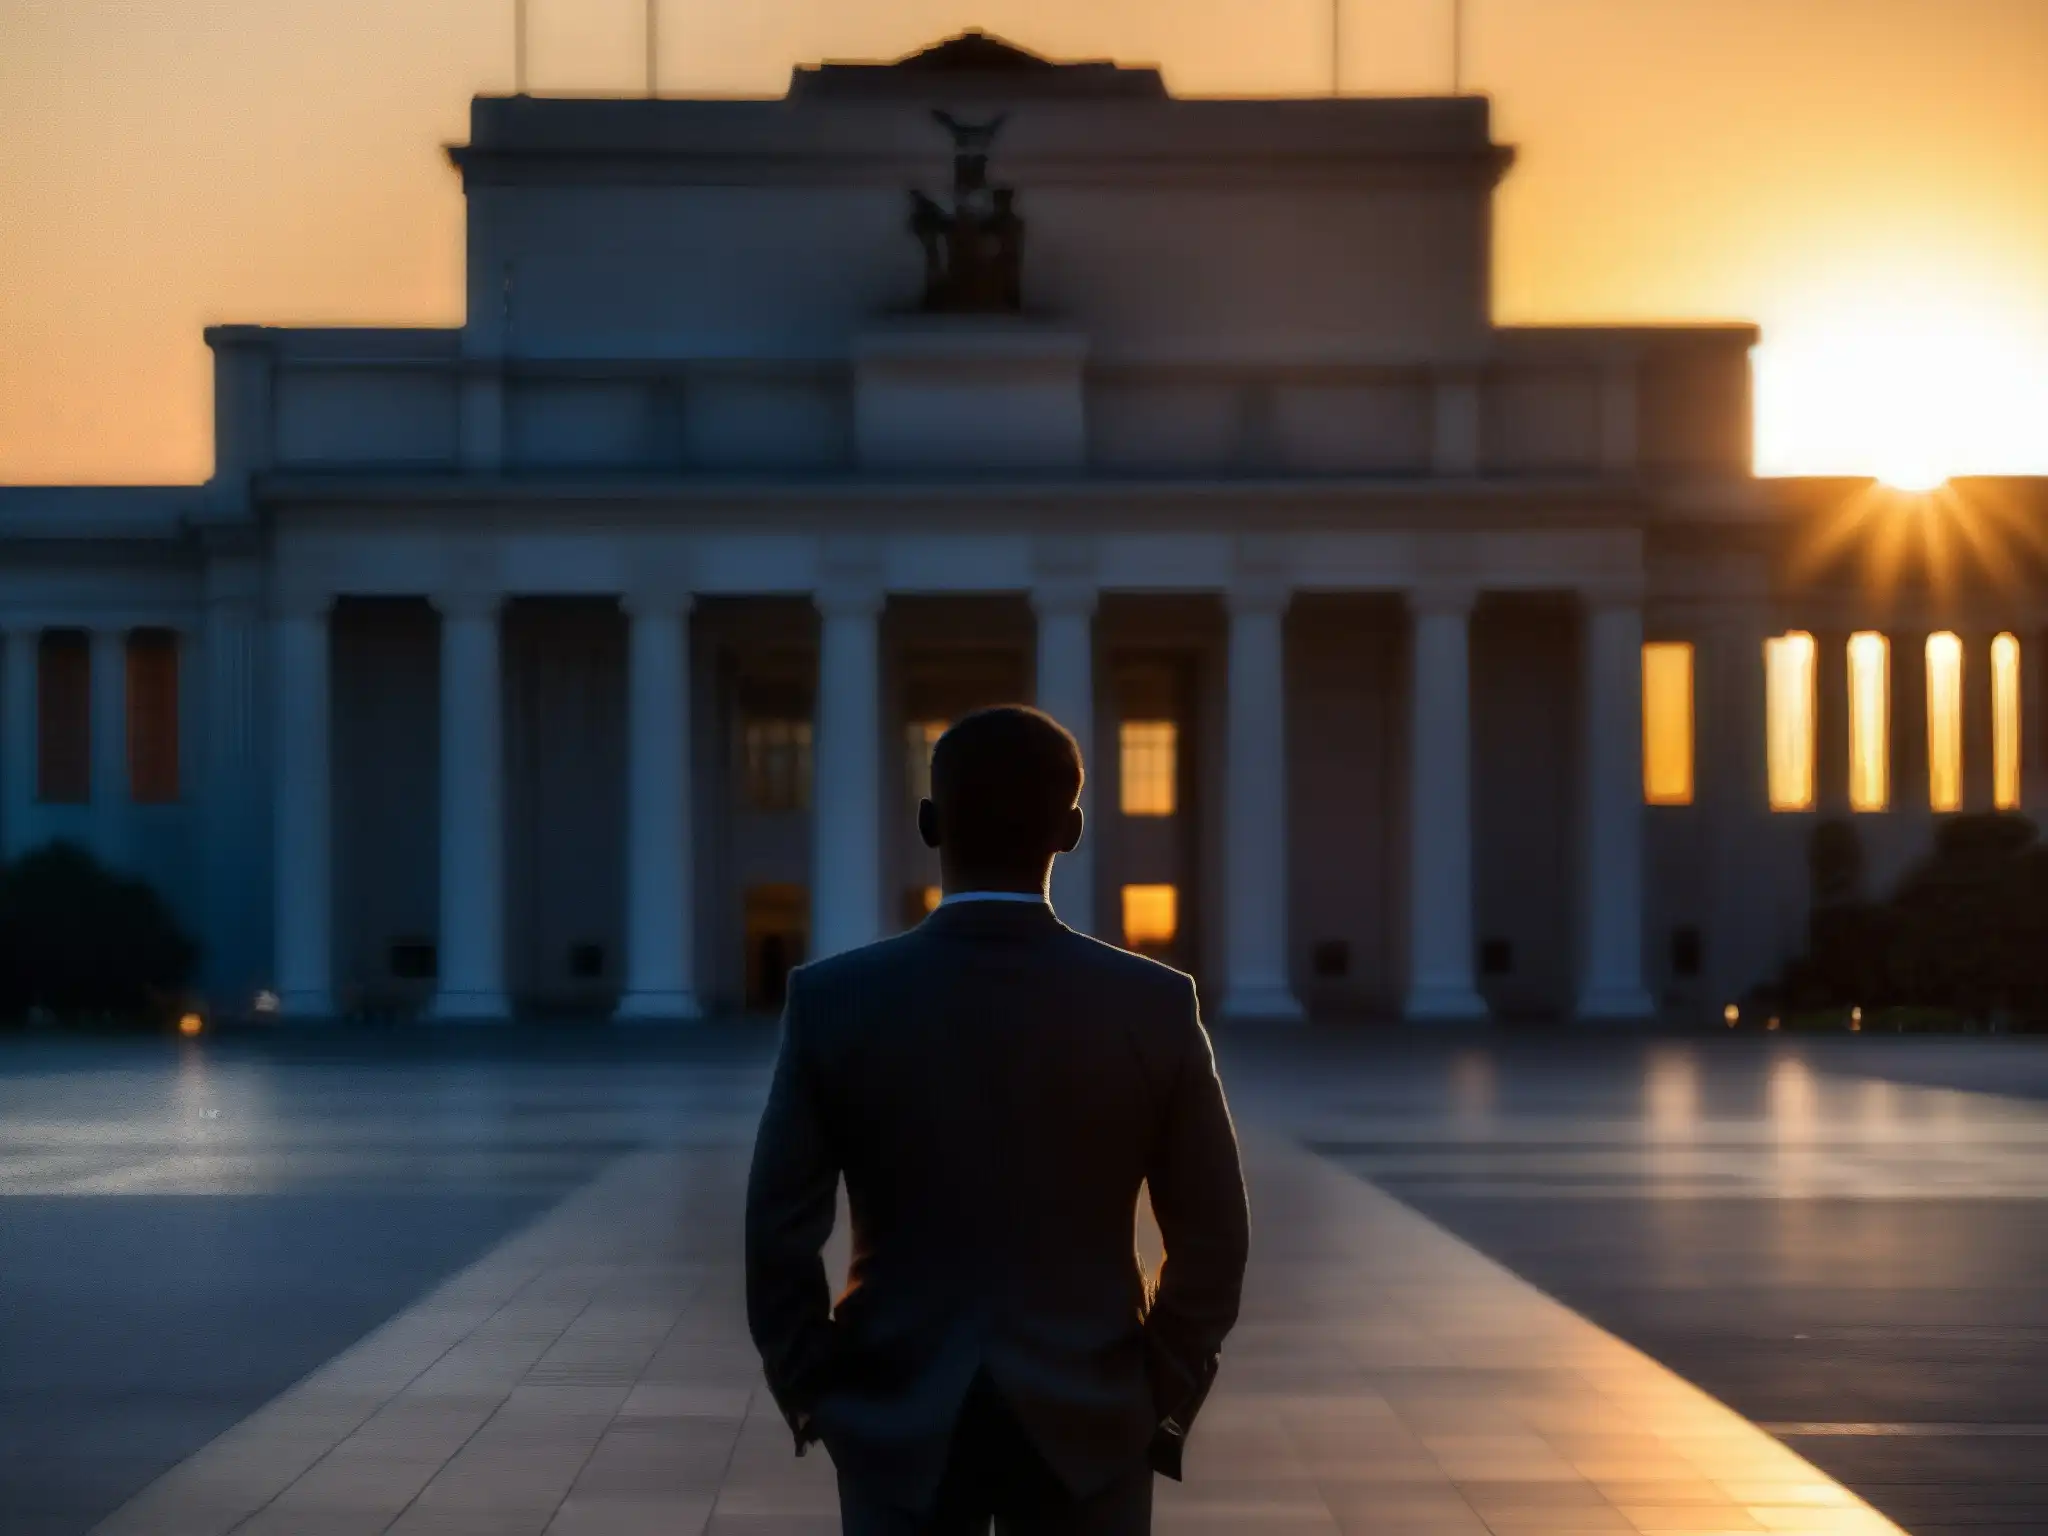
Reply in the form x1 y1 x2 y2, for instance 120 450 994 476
1926 632 1963 812
1641 642 1694 805
127 628 180 804
1846 631 1889 812
1121 884 1178 954
1764 632 1816 812
742 718 812 812
906 719 947 805
1992 632 2021 810
36 629 90 804
901 884 943 930
1119 721 1177 816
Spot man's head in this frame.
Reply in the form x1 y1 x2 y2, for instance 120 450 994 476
918 705 1084 891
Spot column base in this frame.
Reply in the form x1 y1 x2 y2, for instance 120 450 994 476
429 990 511 1022
613 990 703 1023
275 989 334 1022
1219 984 1305 1023
1403 984 1490 1022
1576 986 1656 1023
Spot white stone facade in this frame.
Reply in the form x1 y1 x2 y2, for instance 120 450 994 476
2 35 2041 1023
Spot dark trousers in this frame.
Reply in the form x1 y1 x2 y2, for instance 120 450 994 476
837 1374 1154 1536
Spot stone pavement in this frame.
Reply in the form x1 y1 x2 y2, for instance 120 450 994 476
84 1079 1904 1536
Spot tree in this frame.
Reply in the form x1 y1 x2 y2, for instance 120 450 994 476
0 841 197 1024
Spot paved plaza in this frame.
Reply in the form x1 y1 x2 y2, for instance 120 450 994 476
4 1031 2048 1535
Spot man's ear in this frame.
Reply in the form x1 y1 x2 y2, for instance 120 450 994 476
1056 803 1084 855
917 798 940 850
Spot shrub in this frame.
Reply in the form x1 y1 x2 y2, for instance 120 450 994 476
1758 814 2048 1027
0 841 197 1025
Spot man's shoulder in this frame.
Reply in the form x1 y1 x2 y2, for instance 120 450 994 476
789 930 923 999
1055 926 1198 999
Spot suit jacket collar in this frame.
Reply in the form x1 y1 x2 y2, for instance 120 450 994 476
917 899 1065 940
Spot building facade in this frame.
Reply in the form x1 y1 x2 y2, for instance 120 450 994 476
2 33 2043 1024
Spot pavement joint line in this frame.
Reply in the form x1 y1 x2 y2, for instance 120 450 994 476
77 1119 1917 1536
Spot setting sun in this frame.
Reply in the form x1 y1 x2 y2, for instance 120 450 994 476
1753 267 2048 485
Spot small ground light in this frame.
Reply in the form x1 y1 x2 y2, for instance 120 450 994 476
1767 1016 1781 1031
1723 1003 1740 1026
1850 1006 1863 1031
177 1012 203 1037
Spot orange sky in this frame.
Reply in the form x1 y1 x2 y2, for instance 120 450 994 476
3 0 2045 484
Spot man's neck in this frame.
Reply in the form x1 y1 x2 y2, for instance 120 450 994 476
940 867 1050 899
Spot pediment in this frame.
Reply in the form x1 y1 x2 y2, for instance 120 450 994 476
789 29 1167 100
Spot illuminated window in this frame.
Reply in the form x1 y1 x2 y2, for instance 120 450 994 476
1119 721 1177 816
1121 884 1178 955
742 718 812 812
1926 632 1963 812
1846 631 1889 812
1993 632 2022 810
901 885 943 929
1764 632 1816 811
906 719 947 805
127 628 180 804
36 629 90 804
1641 642 1694 805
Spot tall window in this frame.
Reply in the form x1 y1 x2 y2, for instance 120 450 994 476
36 629 90 804
1641 641 1694 805
742 718 812 812
1926 632 1963 812
1119 720 1177 816
1847 631 1889 812
1764 632 1816 812
127 628 180 803
1121 884 1178 957
906 719 947 806
1992 632 2022 810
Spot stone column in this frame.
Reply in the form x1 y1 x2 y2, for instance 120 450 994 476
1033 581 1097 934
616 592 700 1020
1579 592 1655 1020
431 592 509 1020
90 626 127 868
1962 625 1999 813
811 579 884 961
1 624 36 861
272 596 333 1018
1405 585 1487 1020
202 561 267 1002
1221 580 1303 1021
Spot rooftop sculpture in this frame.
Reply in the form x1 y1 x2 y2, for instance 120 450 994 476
909 110 1024 314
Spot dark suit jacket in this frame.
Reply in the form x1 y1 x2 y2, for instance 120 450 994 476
744 899 1249 1511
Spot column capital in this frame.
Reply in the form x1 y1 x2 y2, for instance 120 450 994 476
433 588 505 622
1406 580 1478 617
1227 532 1294 616
1032 578 1098 618
621 588 695 621
269 581 334 622
1578 573 1647 611
1226 578 1292 617
1032 535 1099 616
816 536 885 618
203 554 265 607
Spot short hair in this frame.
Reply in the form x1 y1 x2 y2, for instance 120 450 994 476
928 706 1084 864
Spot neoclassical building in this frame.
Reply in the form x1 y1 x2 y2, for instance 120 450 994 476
2 33 2042 1024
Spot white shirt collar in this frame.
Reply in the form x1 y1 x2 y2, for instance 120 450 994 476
937 890 1049 908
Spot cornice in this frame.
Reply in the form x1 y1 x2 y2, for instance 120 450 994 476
447 145 1514 194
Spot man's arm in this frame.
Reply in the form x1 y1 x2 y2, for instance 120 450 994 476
744 969 840 1449
1141 976 1250 1478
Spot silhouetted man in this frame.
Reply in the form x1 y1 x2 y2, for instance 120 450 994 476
746 705 1249 1535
